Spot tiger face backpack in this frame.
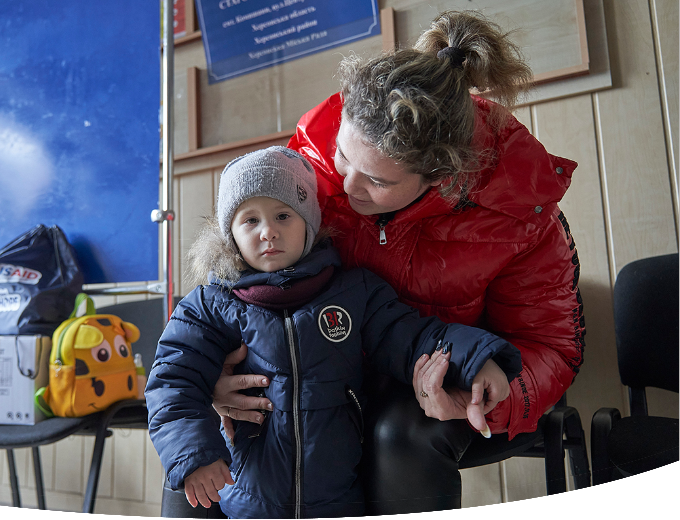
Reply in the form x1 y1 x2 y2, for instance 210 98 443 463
35 293 140 417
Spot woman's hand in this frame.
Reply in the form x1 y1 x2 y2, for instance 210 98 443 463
470 358 510 418
184 459 233 508
212 342 272 442
413 348 469 421
413 350 510 436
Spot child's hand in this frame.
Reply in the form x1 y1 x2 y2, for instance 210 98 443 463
184 459 234 508
466 358 510 436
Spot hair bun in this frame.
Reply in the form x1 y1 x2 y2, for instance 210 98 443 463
436 46 466 68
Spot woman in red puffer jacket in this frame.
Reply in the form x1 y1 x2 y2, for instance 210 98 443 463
208 10 585 516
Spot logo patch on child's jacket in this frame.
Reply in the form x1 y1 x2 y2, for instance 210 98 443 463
318 305 352 342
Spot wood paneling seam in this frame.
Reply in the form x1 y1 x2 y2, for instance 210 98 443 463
529 105 539 140
499 460 508 503
591 93 617 288
649 0 679 242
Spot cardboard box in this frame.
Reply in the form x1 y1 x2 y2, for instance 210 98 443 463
0 335 51 425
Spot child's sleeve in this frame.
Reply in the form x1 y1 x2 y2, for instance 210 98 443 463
359 270 522 389
145 286 242 490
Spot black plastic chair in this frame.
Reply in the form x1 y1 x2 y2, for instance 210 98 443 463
590 253 679 485
0 297 170 512
458 393 591 496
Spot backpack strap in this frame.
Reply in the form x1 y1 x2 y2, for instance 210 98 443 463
34 387 54 418
70 292 96 318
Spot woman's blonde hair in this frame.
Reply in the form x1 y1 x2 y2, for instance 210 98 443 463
338 10 532 201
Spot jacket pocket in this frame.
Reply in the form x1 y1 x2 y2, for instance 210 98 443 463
230 390 271 482
233 388 270 440
345 385 364 443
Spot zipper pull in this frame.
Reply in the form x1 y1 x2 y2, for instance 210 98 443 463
375 212 396 246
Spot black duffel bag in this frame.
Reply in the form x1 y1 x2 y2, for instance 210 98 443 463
0 224 83 335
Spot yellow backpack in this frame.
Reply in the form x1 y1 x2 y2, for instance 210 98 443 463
35 294 140 417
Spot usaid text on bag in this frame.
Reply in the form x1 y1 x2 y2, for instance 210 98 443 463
0 224 83 336
0 264 41 314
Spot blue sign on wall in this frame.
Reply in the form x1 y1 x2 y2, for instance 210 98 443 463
196 0 380 83
0 2 160 284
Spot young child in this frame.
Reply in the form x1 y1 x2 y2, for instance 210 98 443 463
146 146 522 519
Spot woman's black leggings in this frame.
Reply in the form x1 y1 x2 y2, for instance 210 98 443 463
361 373 474 515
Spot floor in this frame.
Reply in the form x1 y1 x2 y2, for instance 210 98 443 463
0 502 109 518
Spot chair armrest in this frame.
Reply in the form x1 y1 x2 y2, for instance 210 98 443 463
590 408 630 518
543 405 587 494
590 408 621 470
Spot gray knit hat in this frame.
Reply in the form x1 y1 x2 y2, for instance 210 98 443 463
218 146 321 260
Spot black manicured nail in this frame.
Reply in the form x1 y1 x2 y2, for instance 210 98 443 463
443 342 451 354
435 340 443 351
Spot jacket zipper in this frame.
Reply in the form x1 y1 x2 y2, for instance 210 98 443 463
283 309 303 518
375 212 396 245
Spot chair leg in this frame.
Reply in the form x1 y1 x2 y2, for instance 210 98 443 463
6 449 22 508
543 411 567 495
591 408 621 485
31 447 47 510
564 412 591 489
82 423 112 514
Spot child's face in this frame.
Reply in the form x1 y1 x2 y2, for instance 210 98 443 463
231 197 307 273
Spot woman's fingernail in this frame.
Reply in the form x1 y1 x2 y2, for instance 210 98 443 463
262 378 269 385
267 402 273 411
480 425 491 438
435 340 443 351
443 342 451 354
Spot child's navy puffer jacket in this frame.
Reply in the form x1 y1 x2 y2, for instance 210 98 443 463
146 242 521 518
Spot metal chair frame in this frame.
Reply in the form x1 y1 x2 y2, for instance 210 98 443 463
458 395 591 496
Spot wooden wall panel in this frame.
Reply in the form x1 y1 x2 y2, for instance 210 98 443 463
533 93 625 427
650 0 679 232
174 69 190 157
595 0 678 419
81 436 113 498
595 0 677 273
10 448 30 493
531 89 660 474
173 177 181 297
53 437 84 494
112 430 146 502
513 106 533 132
501 457 547 501
271 36 380 132
199 68 283 147
460 464 502 507
144 434 165 505
178 171 216 294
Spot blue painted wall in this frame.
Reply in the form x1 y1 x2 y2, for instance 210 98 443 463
0 2 160 284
